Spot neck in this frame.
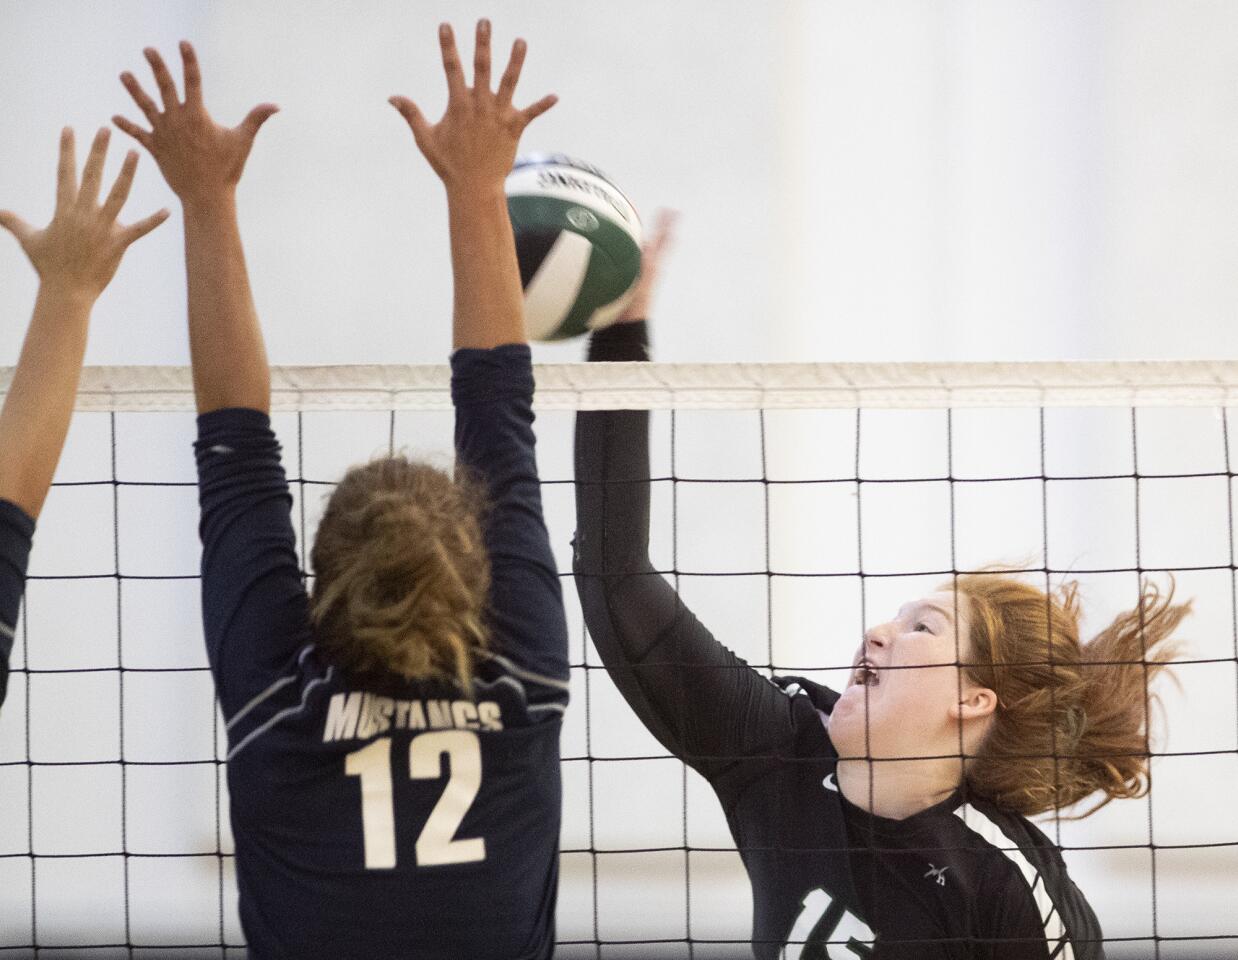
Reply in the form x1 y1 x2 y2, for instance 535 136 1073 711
834 754 962 820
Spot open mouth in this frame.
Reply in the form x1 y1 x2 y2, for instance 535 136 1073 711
852 658 880 688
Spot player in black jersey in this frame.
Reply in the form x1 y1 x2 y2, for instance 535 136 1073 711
0 128 167 709
573 215 1190 959
115 23 565 958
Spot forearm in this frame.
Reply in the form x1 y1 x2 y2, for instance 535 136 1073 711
446 186 525 350
182 196 270 414
575 321 654 572
0 284 94 517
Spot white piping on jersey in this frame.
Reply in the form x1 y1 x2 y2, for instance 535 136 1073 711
225 645 314 731
0 620 14 640
954 804 1074 960
527 702 566 716
481 652 570 692
473 673 529 702
227 666 336 762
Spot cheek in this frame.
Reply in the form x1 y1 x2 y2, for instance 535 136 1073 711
890 663 961 718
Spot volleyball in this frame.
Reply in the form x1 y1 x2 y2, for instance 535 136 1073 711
506 154 643 341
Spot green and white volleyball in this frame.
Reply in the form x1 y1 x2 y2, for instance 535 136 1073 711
506 155 643 342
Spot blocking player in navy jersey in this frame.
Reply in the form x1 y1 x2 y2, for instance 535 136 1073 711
114 23 566 958
573 214 1190 959
0 129 167 709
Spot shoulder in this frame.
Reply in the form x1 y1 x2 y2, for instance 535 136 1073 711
953 799 1101 957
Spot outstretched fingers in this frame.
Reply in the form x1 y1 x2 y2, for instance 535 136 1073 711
647 209 680 258
473 19 492 94
143 47 181 110
238 103 280 145
389 96 435 155
495 38 527 107
55 127 77 212
78 127 112 208
101 151 140 222
120 70 161 125
180 41 203 107
439 23 466 100
122 207 171 245
111 115 153 151
0 211 33 246
520 93 559 126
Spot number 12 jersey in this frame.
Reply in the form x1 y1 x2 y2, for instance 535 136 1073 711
195 344 568 960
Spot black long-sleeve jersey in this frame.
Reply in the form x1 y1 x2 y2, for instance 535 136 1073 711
572 322 1104 960
0 499 33 709
196 344 569 959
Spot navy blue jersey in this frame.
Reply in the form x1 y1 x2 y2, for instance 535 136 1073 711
573 322 1103 959
0 498 34 708
195 344 568 960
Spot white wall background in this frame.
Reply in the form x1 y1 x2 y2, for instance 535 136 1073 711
1 1 1237 957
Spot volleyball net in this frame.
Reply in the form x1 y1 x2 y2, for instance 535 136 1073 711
1 360 1237 958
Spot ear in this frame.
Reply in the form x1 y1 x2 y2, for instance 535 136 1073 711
949 685 997 723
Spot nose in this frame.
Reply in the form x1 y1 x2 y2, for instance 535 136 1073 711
863 623 890 651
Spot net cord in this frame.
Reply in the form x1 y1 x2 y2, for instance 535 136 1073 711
12 361 1238 412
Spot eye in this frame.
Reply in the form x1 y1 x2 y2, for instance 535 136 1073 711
914 621 933 634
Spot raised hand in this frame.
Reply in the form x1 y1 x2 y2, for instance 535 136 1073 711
0 127 169 297
113 42 278 207
618 209 679 324
390 20 557 191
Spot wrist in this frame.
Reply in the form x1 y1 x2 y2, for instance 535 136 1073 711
180 189 239 219
443 181 508 206
36 279 100 311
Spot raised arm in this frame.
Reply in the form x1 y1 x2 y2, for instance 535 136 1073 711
390 21 569 693
116 45 302 711
0 128 168 517
114 42 277 414
573 215 803 783
0 127 167 704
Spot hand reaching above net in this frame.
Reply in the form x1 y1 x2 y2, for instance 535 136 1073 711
113 41 278 209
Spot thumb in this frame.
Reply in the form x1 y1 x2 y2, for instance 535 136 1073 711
238 103 280 144
389 96 434 155
0 211 33 246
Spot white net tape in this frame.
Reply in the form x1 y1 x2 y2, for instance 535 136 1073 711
7 360 1238 412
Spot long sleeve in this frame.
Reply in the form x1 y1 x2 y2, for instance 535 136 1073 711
452 343 569 709
0 499 34 708
194 408 311 721
572 323 802 784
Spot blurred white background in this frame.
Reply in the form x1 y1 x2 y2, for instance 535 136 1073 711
1 1 1237 957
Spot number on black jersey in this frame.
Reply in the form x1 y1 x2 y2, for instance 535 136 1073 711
785 887 877 959
345 730 486 869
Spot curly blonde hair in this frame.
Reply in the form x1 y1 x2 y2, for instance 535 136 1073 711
955 573 1189 818
309 457 490 689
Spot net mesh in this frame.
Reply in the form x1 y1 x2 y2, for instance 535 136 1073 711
1 361 1236 958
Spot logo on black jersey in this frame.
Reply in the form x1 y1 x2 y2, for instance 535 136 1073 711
924 863 949 887
822 772 839 793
